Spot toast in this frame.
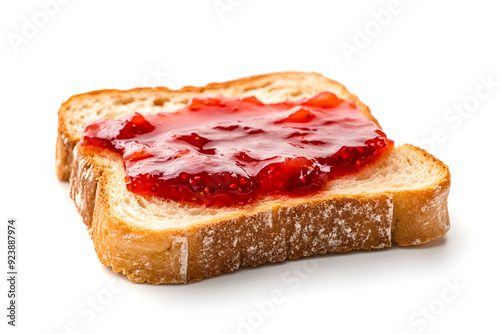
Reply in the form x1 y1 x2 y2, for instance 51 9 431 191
56 72 451 284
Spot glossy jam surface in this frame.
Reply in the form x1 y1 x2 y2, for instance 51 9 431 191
81 92 393 206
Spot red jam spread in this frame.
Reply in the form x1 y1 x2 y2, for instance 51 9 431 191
81 92 393 206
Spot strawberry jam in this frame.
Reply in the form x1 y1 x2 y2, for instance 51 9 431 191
81 92 393 206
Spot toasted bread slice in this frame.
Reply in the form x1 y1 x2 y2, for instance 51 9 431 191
57 72 451 284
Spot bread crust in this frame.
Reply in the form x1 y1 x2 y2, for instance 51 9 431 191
72 145 396 283
61 72 451 284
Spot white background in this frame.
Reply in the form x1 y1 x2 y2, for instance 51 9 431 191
1 0 499 333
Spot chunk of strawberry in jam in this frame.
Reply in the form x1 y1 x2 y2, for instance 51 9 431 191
80 92 393 207
175 133 215 155
257 157 324 194
127 171 257 206
81 113 155 152
277 107 316 123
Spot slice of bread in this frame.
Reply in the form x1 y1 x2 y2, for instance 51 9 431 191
57 72 451 284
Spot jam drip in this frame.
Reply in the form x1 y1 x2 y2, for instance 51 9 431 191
81 92 393 206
